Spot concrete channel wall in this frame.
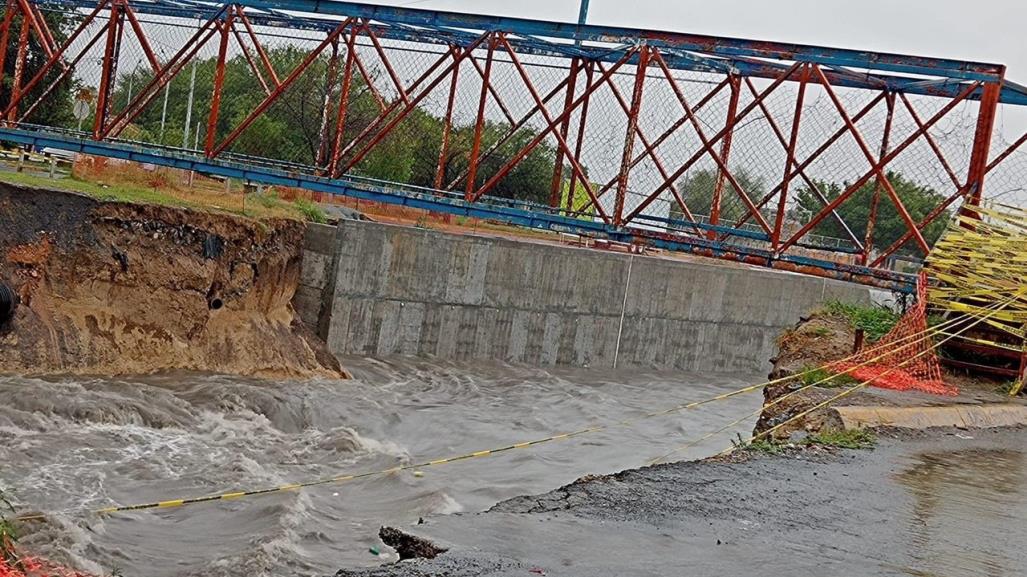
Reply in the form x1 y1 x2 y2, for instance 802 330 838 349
295 220 873 374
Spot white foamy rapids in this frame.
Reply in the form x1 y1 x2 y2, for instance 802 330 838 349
0 360 763 576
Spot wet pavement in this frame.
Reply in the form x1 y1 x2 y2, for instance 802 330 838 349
337 427 1027 577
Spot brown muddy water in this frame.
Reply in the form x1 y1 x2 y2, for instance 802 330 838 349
0 358 765 576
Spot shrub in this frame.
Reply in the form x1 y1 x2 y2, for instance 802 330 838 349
823 301 899 342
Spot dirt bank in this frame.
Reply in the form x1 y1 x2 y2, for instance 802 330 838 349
755 310 1014 439
0 183 343 378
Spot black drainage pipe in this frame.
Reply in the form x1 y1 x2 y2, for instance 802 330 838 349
0 283 19 324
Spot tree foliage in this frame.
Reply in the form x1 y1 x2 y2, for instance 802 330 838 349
111 47 561 204
794 171 951 254
668 167 767 224
1 10 74 127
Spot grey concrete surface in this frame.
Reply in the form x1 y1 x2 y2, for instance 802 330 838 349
295 220 873 373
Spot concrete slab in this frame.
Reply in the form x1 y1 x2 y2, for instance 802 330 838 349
833 404 1027 430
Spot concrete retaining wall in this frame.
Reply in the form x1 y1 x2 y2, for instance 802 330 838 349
295 221 872 374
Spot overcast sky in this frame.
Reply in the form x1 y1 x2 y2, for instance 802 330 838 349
385 0 1026 79
378 0 1027 137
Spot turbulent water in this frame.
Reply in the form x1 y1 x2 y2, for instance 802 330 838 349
0 358 764 576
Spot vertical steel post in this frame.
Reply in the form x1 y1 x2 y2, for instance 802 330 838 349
614 45 649 226
92 1 123 137
549 57 579 207
772 63 811 250
567 60 593 214
862 91 895 264
465 32 495 200
435 46 460 190
0 0 17 110
158 83 169 143
6 13 29 124
964 78 1004 212
204 10 233 156
316 37 340 167
709 73 740 239
183 57 197 148
328 24 357 176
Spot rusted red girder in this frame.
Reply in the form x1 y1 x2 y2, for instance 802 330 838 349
726 76 864 252
730 86 888 236
621 62 803 230
92 1 122 137
123 3 159 72
709 74 740 238
231 14 272 96
898 93 962 190
104 5 227 137
567 60 594 214
469 36 635 222
465 32 496 200
964 80 1004 209
0 1 17 111
548 56 579 207
211 17 355 157
779 81 982 256
2 0 107 120
621 53 786 232
812 64 930 254
236 7 279 86
204 13 233 155
434 45 461 190
468 47 641 221
578 73 732 223
595 56 693 227
862 91 894 264
772 63 811 249
335 38 477 176
443 70 574 192
327 25 360 176
614 45 650 226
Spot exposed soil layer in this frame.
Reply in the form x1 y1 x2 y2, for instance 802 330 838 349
0 183 344 378
755 310 1017 439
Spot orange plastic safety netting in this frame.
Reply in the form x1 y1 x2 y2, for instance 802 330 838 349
0 537 94 577
830 272 957 396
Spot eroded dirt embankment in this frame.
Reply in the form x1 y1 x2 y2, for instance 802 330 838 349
0 183 343 378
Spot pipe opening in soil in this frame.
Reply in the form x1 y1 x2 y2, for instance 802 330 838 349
208 298 224 311
0 283 19 324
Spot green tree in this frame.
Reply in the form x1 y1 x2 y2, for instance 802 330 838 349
1 10 74 127
109 50 562 205
794 171 951 254
668 167 767 224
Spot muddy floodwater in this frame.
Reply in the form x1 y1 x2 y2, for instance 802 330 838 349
0 359 764 576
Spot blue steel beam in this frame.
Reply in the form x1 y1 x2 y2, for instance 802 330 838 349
34 0 1027 105
234 0 1003 82
0 126 915 292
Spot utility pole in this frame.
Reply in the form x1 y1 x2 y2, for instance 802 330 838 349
159 83 169 144
576 0 589 46
183 58 197 149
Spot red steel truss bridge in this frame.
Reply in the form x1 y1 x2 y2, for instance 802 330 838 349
2 0 1027 291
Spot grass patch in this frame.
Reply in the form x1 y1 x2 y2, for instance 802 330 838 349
798 366 859 388
0 167 312 222
293 198 328 224
823 300 900 342
802 428 876 449
744 438 785 454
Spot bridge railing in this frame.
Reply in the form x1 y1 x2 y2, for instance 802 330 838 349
2 0 1026 287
